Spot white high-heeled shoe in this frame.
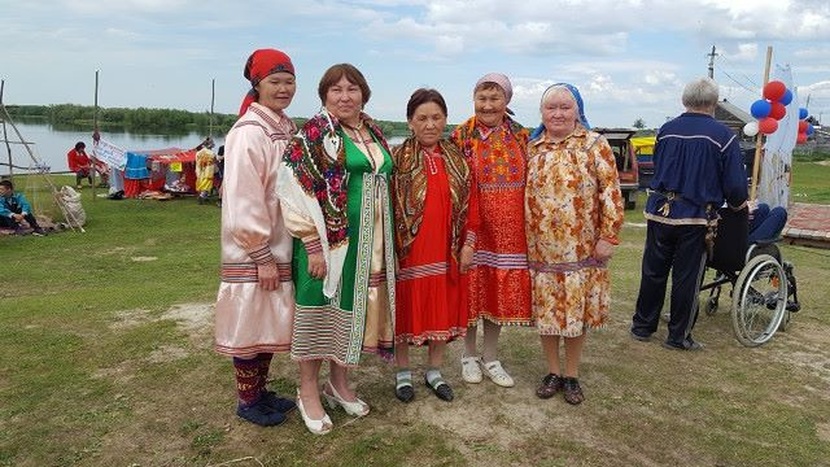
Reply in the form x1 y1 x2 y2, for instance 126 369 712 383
322 380 370 417
296 389 332 435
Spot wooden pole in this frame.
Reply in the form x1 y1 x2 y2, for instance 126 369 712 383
1 79 14 181
91 70 99 200
750 46 773 201
209 78 215 139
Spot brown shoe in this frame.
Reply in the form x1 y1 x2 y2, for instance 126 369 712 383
535 373 563 399
562 377 585 405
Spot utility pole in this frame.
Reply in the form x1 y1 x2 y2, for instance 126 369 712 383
707 45 718 79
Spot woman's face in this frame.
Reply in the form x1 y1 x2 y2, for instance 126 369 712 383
473 86 507 128
325 75 364 126
255 71 296 113
541 89 578 139
409 101 446 149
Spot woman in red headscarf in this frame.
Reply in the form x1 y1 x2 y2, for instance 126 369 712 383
213 48 299 427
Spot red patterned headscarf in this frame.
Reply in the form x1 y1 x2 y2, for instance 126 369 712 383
238 48 295 116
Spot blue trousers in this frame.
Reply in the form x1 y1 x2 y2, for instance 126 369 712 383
748 203 787 244
632 221 708 345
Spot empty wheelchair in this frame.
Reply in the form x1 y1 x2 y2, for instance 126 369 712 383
700 207 800 347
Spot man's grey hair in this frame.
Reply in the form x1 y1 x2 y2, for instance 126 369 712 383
681 77 719 110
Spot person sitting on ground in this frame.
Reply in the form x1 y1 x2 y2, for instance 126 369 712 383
748 200 788 244
0 180 46 236
67 141 93 189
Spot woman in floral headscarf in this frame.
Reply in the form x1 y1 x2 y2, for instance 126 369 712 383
525 83 624 405
278 63 395 435
213 48 300 427
451 73 533 389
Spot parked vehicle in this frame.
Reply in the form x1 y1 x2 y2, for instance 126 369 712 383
595 128 639 210
632 136 656 190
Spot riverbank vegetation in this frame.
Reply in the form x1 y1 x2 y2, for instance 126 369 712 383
5 104 416 137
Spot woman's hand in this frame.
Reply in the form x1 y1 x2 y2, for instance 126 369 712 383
593 239 615 261
307 252 327 280
257 261 281 291
459 245 475 273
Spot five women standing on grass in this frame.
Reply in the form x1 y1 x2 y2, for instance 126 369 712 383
215 52 624 433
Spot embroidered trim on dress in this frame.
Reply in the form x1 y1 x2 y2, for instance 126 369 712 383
248 245 275 265
221 262 292 283
529 258 607 273
473 250 528 269
397 262 449 281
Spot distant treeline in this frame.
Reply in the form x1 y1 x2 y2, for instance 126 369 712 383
4 104 418 137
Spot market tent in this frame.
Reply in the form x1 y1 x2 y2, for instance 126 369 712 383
122 147 197 197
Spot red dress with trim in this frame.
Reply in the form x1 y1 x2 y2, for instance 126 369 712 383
395 149 468 345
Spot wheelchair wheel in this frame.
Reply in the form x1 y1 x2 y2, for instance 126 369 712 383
731 254 788 347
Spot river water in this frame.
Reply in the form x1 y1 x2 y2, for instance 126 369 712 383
0 122 405 176
0 121 216 175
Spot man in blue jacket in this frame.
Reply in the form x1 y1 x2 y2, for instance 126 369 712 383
0 180 46 236
630 77 747 350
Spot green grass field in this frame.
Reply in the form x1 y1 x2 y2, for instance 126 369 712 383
1 167 829 466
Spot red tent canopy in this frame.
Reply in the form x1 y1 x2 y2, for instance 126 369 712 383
129 147 196 164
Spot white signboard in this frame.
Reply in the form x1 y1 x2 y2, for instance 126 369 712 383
759 64 796 209
92 138 127 170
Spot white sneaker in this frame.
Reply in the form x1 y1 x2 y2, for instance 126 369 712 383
461 356 483 384
482 360 514 387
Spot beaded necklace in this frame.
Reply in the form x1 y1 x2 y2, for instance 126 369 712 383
343 121 378 171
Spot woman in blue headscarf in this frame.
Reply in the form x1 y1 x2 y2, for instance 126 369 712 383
525 83 624 404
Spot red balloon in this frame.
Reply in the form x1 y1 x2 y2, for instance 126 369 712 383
798 120 809 132
763 80 787 101
758 117 778 135
768 101 787 120
797 132 808 144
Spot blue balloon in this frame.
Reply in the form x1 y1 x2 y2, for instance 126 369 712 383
799 107 809 120
807 124 815 136
780 89 793 106
750 99 772 119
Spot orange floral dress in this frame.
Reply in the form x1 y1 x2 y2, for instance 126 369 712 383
525 127 624 337
452 117 533 327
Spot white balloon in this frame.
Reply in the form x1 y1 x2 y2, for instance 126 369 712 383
743 121 759 137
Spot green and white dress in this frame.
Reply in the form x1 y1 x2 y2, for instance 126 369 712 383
278 111 396 367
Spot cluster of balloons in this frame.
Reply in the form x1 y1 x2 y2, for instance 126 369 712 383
796 107 815 144
743 80 793 136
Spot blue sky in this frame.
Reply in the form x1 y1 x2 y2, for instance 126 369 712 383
2 0 829 129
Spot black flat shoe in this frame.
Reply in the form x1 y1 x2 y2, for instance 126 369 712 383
395 383 415 403
425 375 454 402
562 377 585 405
536 373 563 399
662 339 704 351
260 390 297 413
236 398 287 426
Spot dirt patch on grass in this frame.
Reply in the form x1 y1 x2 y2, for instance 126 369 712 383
111 303 213 334
161 303 214 333
130 256 158 262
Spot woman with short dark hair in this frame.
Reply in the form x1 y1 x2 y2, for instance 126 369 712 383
391 88 472 403
278 63 395 434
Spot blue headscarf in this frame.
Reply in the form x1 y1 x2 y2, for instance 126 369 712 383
530 82 591 140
